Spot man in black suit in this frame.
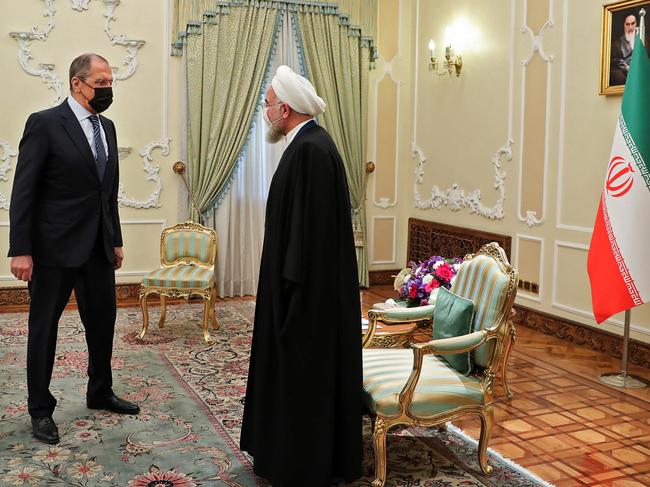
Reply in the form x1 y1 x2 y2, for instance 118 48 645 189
8 53 139 445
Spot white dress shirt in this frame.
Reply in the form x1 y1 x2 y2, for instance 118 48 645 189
285 118 314 147
66 96 109 160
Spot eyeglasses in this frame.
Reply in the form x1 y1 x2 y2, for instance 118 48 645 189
263 102 283 109
79 77 113 88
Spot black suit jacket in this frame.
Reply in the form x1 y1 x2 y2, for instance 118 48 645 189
8 99 122 267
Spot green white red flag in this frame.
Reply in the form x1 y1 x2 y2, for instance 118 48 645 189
588 36 650 324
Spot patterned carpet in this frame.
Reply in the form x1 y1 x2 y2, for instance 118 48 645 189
0 301 551 486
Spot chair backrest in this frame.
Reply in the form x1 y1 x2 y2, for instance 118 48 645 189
450 243 518 370
160 221 217 268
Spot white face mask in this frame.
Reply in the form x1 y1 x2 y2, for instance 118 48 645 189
262 103 283 128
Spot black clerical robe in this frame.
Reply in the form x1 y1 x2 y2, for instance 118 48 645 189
241 121 362 486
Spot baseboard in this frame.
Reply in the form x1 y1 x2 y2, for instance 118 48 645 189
0 283 142 313
514 304 650 369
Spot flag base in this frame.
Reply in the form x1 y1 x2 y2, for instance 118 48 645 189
599 373 647 389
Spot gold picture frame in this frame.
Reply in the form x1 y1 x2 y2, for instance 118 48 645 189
600 0 649 95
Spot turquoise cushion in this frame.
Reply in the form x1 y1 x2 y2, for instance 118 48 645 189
433 287 474 375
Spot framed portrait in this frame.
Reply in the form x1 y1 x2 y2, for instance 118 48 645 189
600 0 650 95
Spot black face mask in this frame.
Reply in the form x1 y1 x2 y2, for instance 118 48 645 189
79 79 113 113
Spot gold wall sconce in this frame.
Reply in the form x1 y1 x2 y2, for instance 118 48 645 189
428 39 463 77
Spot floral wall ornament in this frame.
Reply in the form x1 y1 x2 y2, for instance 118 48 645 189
102 0 146 82
412 139 513 220
9 0 146 105
118 139 170 209
0 140 18 211
71 0 91 11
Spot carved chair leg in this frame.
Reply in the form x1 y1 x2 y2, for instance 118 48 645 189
202 295 214 345
137 291 150 341
157 295 167 329
209 287 220 330
371 417 388 487
477 405 494 475
502 326 517 401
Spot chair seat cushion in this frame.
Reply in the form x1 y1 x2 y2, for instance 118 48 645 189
142 265 214 289
363 348 485 417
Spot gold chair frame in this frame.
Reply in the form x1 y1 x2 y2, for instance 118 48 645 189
362 243 518 486
137 221 220 345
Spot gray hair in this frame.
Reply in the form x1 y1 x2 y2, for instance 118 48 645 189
69 53 109 90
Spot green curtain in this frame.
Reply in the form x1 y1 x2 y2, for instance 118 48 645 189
185 4 281 220
295 8 371 287
173 1 376 55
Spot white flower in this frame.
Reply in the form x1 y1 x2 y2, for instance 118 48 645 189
432 261 443 269
422 274 434 285
453 263 461 272
415 266 422 275
428 288 440 305
385 298 397 306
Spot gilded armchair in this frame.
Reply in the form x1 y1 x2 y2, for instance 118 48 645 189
137 221 220 345
361 242 518 486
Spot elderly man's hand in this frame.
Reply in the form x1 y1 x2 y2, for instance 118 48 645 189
114 247 123 270
11 255 33 282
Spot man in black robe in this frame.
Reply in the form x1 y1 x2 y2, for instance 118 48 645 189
241 65 362 486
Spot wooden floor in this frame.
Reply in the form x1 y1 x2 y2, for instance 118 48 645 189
362 286 650 487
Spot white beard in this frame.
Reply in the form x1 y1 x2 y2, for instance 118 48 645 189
626 32 636 45
266 126 284 144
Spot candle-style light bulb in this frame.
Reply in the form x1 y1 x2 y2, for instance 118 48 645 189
428 39 435 53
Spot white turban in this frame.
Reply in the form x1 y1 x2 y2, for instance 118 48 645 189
271 65 326 116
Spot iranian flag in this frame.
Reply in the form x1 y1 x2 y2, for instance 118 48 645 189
588 36 650 324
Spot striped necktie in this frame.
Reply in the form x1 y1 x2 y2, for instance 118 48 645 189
88 115 107 180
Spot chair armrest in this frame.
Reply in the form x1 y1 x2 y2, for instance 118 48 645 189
362 305 435 348
412 330 488 356
370 305 434 324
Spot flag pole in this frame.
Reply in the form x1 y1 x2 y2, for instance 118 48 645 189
599 309 647 388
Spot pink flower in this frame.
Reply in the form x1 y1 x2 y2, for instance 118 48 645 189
424 279 440 293
435 263 454 282
128 468 196 487
408 283 417 298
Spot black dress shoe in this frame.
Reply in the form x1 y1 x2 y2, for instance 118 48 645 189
87 395 140 415
31 416 59 444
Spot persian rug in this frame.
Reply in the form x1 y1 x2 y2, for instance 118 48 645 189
0 301 552 486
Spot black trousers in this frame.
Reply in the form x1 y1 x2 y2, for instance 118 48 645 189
27 238 116 418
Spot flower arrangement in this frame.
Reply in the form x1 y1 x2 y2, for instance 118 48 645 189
394 256 463 306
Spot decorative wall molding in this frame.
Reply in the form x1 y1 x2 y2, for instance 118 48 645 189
514 234 544 302
371 216 397 265
411 0 515 221
516 0 554 228
71 0 91 12
0 141 17 211
118 139 169 209
103 0 146 82
412 139 513 220
556 0 592 234
370 64 401 209
9 0 145 106
520 22 555 66
370 0 403 211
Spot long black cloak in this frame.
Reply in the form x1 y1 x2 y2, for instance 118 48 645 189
241 121 362 486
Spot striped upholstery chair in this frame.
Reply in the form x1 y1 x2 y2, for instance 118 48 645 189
362 243 518 486
138 221 219 344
